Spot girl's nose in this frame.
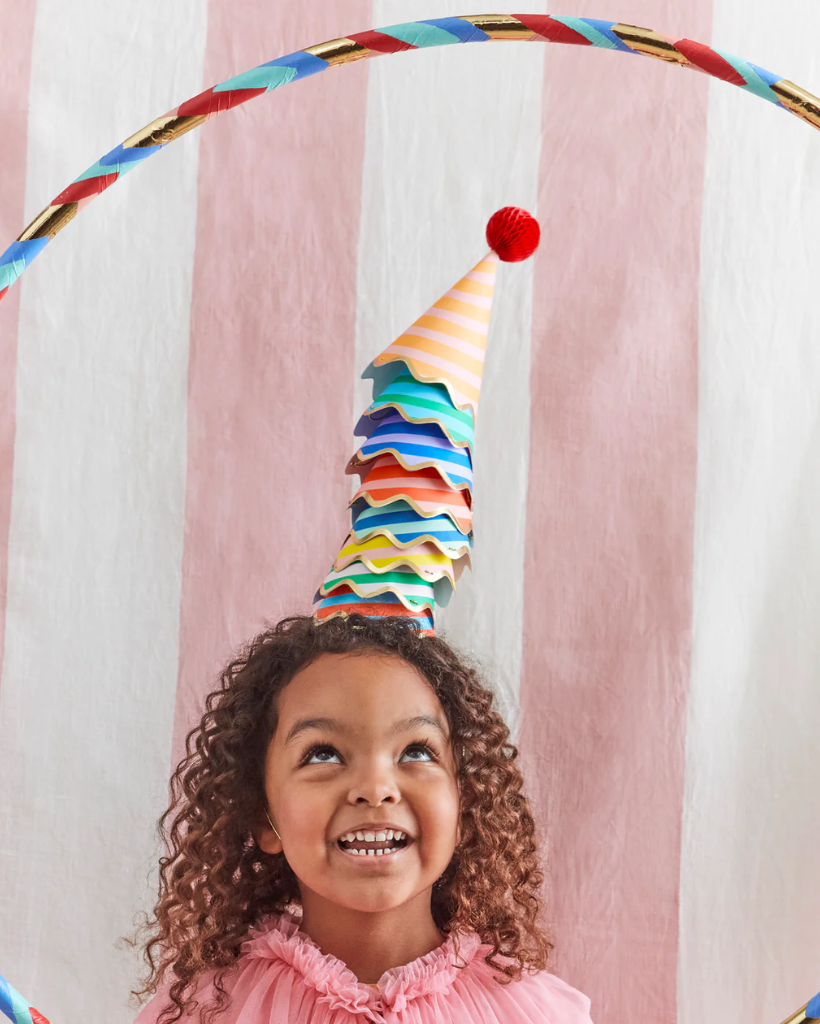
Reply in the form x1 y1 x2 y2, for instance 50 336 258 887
347 760 401 805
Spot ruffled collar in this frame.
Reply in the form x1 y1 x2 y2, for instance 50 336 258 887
241 912 481 1014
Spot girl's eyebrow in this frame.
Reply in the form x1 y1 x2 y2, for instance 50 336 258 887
284 717 339 744
390 714 448 738
284 713 447 745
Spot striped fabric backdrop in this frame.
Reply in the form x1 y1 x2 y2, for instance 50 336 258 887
1 2 819 1022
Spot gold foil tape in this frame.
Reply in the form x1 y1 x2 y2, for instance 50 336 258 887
771 80 820 131
612 23 691 66
304 37 370 66
778 1005 809 1024
123 113 208 149
463 14 535 40
18 203 78 241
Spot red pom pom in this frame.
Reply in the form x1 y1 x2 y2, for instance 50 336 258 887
485 207 540 262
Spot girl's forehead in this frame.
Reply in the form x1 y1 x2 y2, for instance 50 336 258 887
275 651 447 730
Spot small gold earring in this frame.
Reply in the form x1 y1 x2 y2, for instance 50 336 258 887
265 809 283 843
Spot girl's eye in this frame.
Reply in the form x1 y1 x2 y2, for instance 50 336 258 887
400 743 436 763
302 745 342 766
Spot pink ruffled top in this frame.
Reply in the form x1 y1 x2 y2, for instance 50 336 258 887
135 913 593 1023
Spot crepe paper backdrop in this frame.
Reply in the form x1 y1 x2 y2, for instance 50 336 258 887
1 1 819 1022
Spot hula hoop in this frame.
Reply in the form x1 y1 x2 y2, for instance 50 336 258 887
0 973 50 1024
2 12 820 1024
2 13 820 307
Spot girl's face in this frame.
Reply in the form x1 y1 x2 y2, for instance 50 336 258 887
259 651 460 916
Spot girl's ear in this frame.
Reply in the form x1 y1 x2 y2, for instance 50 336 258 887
255 810 284 856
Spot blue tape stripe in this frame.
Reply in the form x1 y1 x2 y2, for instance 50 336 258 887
715 48 782 104
0 972 32 1023
99 143 159 167
0 238 49 290
749 61 784 87
73 150 153 183
807 990 820 1019
0 975 11 1018
420 18 489 44
215 49 325 92
260 50 329 78
380 21 464 48
580 18 636 52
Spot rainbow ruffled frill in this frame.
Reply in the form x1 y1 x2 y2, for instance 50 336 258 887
313 252 502 632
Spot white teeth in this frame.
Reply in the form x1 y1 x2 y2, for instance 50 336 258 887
375 832 387 842
386 829 394 840
344 833 355 842
346 846 402 856
364 832 375 842
355 831 365 841
394 831 404 841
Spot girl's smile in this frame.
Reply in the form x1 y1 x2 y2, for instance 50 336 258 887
333 823 413 858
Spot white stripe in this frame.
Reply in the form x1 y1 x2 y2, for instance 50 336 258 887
425 305 490 336
387 344 483 389
679 6 820 1021
355 0 546 727
0 3 206 1019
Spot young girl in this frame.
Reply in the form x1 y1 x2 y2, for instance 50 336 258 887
132 613 593 1024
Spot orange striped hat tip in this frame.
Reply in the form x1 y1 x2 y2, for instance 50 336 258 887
366 208 540 420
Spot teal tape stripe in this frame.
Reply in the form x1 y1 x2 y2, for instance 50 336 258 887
715 48 782 104
380 21 462 47
74 154 151 183
550 15 620 50
4 982 33 1024
213 64 297 93
0 238 49 291
0 259 23 292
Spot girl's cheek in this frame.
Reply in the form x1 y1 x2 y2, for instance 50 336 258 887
278 785 331 841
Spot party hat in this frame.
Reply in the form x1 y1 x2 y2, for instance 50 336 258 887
313 207 541 633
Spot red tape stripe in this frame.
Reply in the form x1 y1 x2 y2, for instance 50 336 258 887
178 86 266 119
674 38 746 85
348 29 416 53
54 173 118 204
513 14 593 46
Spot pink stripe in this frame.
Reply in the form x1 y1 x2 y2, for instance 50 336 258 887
402 328 486 360
173 4 371 762
0 2 37 691
425 306 490 336
445 287 494 309
519 4 711 1020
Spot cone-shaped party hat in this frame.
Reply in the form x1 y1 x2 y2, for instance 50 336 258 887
313 207 541 634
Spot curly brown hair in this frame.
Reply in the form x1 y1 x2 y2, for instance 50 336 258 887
132 613 551 1023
